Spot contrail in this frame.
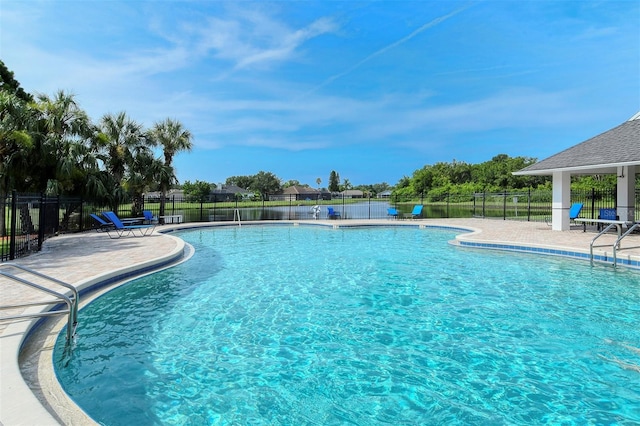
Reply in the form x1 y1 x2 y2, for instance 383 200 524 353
303 3 474 97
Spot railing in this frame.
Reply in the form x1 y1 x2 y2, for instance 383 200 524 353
589 223 621 266
613 223 640 268
0 264 78 344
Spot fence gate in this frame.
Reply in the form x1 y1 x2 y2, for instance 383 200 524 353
473 193 486 218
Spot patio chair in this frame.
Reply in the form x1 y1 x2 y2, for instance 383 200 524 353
387 208 399 219
90 213 114 232
569 203 584 221
545 202 583 226
410 205 423 219
327 207 341 219
143 210 158 224
102 211 156 239
597 207 618 231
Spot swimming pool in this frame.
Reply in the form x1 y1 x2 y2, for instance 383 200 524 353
54 225 640 425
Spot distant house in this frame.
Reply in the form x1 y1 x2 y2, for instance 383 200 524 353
271 185 325 201
144 189 184 201
378 190 392 199
341 189 364 199
211 184 252 202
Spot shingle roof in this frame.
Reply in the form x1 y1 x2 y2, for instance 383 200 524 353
515 113 640 175
283 185 319 194
212 184 250 194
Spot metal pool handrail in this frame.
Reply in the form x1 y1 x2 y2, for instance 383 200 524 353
613 223 640 268
589 223 620 266
0 264 78 343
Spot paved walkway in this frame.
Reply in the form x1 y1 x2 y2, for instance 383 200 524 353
1 219 639 425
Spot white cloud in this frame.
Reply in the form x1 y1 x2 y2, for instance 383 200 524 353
192 10 338 72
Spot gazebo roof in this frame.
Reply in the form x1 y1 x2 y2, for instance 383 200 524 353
515 112 640 175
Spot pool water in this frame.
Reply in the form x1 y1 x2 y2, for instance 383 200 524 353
54 226 640 425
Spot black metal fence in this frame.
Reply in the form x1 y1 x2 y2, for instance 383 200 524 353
2 188 636 262
1 191 84 261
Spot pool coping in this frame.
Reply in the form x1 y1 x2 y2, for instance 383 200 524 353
3 219 640 425
1 232 186 426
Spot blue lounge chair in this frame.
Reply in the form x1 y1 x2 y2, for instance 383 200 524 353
387 207 399 219
143 210 158 224
598 207 616 221
327 207 341 219
570 203 584 221
90 213 113 232
546 202 583 226
596 207 616 231
410 205 423 219
102 211 156 238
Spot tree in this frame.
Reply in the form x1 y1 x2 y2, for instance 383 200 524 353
328 170 340 192
226 175 254 189
412 166 434 194
31 90 94 194
251 171 281 200
0 91 35 236
316 177 321 189
183 180 214 202
147 118 193 219
125 151 164 215
0 91 34 194
0 59 33 102
93 111 148 210
339 178 352 192
283 179 300 188
356 182 389 197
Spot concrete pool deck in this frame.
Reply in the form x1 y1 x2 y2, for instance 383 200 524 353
1 218 640 425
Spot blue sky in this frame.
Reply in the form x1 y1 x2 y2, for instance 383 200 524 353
1 1 638 187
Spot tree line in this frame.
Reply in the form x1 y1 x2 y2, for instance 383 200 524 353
181 170 394 202
0 60 192 218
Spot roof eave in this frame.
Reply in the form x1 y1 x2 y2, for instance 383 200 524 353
513 160 640 176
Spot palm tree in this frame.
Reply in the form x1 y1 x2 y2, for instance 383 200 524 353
125 151 165 216
0 91 35 235
94 112 149 211
30 90 94 193
0 91 34 194
26 90 99 231
147 118 193 219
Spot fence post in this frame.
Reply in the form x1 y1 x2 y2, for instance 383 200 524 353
446 192 450 218
9 190 17 260
56 195 60 235
503 190 507 220
211 199 215 222
527 188 531 222
483 191 486 218
172 195 175 215
38 193 46 251
79 196 84 232
200 200 204 222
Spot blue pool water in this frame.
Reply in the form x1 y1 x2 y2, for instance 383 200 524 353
54 226 640 425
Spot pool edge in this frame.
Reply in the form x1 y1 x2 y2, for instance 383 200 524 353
8 219 640 425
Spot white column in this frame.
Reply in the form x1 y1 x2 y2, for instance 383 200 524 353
617 165 636 222
552 171 571 231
